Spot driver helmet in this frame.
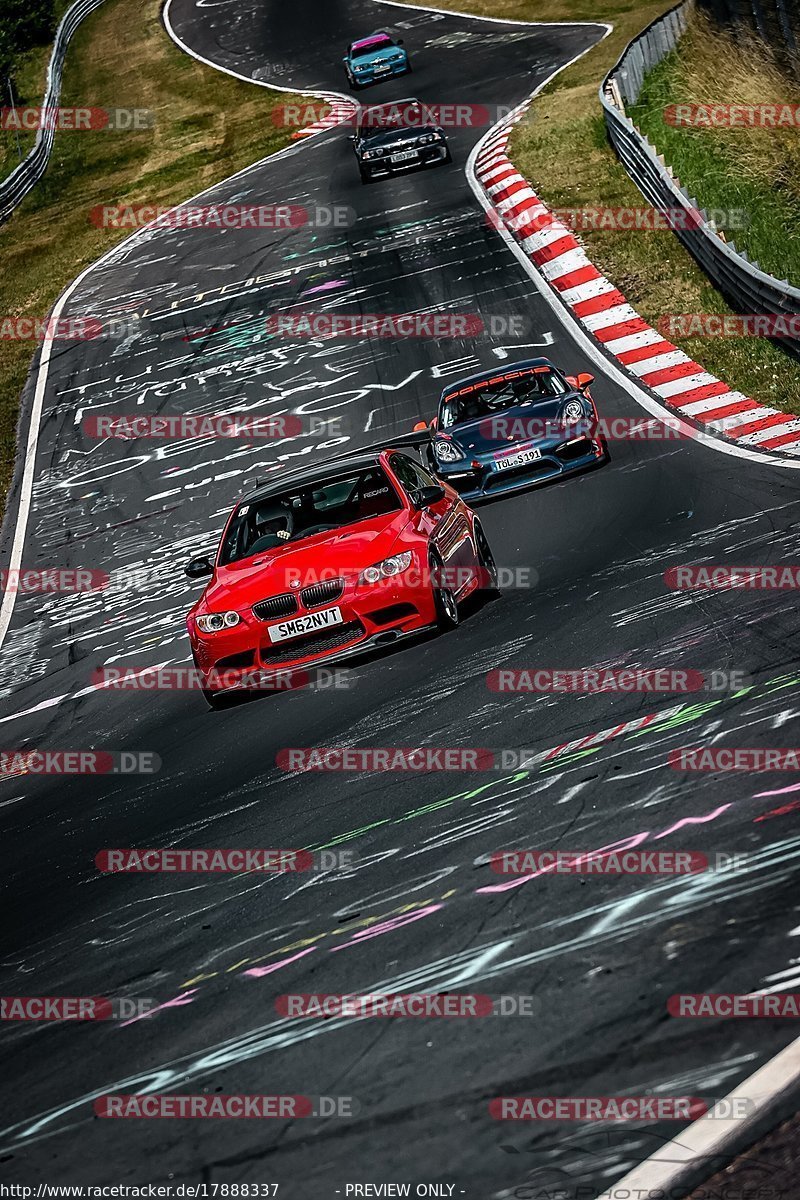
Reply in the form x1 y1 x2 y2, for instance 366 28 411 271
253 500 294 543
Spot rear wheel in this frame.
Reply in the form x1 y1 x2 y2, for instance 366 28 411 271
430 550 459 630
473 520 499 595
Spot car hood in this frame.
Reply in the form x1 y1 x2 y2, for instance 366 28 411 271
442 394 590 454
351 45 403 63
198 510 411 612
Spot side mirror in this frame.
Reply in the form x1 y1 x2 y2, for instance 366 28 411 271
413 484 445 510
348 133 356 141
397 37 404 43
185 556 213 579
575 372 594 391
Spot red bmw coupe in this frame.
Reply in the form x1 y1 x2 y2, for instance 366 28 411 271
185 444 497 707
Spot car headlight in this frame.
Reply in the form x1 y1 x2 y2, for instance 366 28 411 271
391 53 405 61
418 132 440 145
562 399 587 424
434 438 465 463
362 147 385 160
196 611 241 633
360 551 413 585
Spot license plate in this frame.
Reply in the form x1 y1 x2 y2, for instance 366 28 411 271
374 63 391 72
495 448 542 471
392 149 418 163
268 606 343 644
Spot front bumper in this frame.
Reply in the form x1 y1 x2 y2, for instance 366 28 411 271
436 436 608 502
190 568 438 689
360 144 448 178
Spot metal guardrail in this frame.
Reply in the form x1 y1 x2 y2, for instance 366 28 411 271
0 0 109 225
600 0 800 355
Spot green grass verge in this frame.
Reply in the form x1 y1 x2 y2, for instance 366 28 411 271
628 11 800 285
0 0 309 508
404 0 800 417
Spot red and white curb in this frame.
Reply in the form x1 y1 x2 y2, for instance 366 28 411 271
290 97 359 140
474 120 800 456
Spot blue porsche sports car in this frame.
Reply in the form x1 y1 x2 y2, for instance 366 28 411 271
413 358 609 501
343 31 411 89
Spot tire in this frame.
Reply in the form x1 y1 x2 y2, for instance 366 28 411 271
473 520 499 595
430 550 459 630
443 147 453 164
405 60 413 73
359 166 373 185
202 686 229 710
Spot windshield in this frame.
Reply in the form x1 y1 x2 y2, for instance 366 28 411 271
219 465 402 565
439 368 568 430
358 104 432 138
351 36 394 57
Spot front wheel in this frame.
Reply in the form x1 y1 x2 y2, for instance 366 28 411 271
430 551 459 630
359 166 373 185
443 147 453 164
473 520 499 595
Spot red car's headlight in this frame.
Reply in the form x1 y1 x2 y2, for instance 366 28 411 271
196 611 241 633
359 551 413 585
